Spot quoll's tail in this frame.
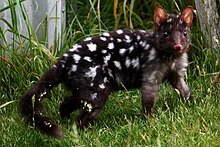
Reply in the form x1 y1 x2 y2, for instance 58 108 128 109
19 66 64 139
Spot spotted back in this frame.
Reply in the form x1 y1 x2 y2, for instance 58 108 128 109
56 29 155 88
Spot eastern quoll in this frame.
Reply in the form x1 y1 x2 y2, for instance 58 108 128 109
19 6 193 139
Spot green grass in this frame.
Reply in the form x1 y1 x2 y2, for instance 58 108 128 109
1 0 220 146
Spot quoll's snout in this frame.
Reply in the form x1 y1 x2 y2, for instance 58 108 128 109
174 44 183 50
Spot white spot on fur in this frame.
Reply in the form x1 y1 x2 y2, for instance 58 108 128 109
144 44 150 50
84 37 92 41
87 42 97 52
134 42 138 47
148 48 156 61
86 103 93 112
104 77 109 83
99 84 105 89
125 57 131 68
140 30 146 33
61 64 65 68
44 121 52 128
141 41 147 47
108 69 113 78
73 54 81 63
83 56 92 62
108 42 114 49
102 50 107 54
131 58 140 69
116 29 123 34
83 101 93 112
176 13 181 18
70 44 82 52
125 35 132 43
129 46 134 53
70 64 77 72
167 18 173 22
117 38 122 42
100 37 107 41
137 35 141 41
40 91 47 97
63 53 69 57
139 41 143 45
91 93 97 100
103 32 110 37
119 48 126 55
114 61 122 70
103 54 111 65
85 65 99 80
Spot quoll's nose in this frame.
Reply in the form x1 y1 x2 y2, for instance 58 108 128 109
174 44 183 50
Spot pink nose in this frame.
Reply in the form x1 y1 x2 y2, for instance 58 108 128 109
174 44 183 50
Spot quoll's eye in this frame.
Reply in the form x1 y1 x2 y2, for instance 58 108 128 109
183 31 187 37
163 31 169 38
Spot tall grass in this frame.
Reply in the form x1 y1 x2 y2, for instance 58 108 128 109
0 0 220 146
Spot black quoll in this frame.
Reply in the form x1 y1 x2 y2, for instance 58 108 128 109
19 6 194 139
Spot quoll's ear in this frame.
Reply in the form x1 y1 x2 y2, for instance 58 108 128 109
180 6 193 27
154 6 169 30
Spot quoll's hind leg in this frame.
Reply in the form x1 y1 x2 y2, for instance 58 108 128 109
59 95 83 119
76 86 111 129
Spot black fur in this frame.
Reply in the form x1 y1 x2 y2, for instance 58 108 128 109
19 6 193 139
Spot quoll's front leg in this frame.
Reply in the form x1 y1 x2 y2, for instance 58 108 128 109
169 75 192 101
141 82 159 115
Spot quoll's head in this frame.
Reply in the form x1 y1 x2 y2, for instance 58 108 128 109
154 6 193 54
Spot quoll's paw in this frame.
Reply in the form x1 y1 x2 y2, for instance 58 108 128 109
76 116 93 130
